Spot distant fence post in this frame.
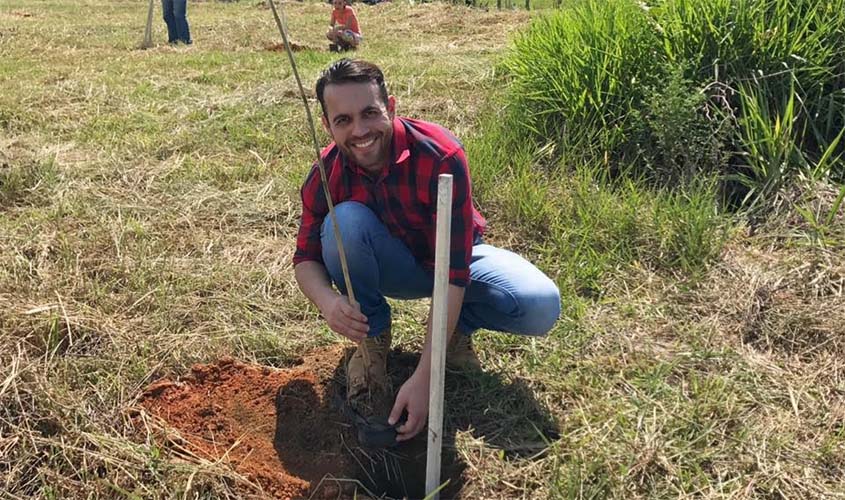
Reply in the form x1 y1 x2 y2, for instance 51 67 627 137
142 0 154 48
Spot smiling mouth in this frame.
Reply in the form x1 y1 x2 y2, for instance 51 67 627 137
352 137 377 149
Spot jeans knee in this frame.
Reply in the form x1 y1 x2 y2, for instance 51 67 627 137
520 282 561 336
321 202 377 260
324 201 376 234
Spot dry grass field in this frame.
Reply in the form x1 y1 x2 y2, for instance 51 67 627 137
1 0 844 498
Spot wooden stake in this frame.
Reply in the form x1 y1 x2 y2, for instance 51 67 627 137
426 174 452 499
142 0 154 49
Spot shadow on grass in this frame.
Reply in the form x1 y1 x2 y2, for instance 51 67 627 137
388 347 560 457
273 344 557 499
445 368 561 459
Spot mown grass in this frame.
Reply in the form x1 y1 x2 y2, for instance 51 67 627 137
2 0 844 498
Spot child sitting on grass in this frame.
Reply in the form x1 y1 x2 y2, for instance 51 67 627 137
326 0 361 52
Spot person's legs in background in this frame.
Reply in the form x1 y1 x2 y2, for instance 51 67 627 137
161 0 178 44
337 30 361 50
326 28 340 52
172 0 192 44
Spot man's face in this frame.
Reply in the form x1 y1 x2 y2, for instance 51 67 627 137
321 82 395 174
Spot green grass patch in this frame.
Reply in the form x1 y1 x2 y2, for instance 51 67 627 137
501 0 845 207
0 157 59 207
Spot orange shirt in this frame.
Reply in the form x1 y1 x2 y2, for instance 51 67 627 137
330 6 360 35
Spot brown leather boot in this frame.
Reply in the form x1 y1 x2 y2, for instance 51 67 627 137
346 328 393 418
446 333 482 371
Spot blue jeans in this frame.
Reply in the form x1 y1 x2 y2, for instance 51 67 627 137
321 202 561 338
162 0 191 44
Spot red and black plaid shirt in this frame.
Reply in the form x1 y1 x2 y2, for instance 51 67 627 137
293 117 486 287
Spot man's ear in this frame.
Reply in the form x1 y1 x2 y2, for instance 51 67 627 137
321 114 331 135
387 95 396 119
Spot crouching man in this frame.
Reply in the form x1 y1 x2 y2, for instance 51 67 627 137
293 59 560 443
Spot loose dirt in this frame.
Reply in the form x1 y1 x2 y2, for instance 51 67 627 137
138 345 459 499
263 40 315 52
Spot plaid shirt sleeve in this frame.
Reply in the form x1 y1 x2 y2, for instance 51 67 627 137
293 164 328 267
434 148 474 287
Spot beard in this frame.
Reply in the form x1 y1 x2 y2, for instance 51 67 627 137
340 131 392 173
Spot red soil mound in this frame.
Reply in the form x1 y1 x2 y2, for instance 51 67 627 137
138 345 465 499
139 345 359 499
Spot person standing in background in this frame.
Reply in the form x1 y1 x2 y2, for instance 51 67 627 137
163 0 192 45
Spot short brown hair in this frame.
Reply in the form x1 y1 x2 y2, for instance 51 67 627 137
315 59 389 117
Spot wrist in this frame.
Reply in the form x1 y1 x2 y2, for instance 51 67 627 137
412 361 432 382
314 289 339 315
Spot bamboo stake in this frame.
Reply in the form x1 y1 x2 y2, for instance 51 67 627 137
425 174 452 499
265 0 372 375
142 0 154 49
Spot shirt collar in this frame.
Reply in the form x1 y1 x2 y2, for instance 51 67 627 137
391 116 411 166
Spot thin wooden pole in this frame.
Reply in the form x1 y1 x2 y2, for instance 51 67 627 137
266 0 371 374
142 0 155 49
425 174 452 499
267 0 356 308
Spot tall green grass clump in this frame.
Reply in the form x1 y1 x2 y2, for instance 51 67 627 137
0 158 59 207
502 0 664 167
652 0 845 204
502 0 845 207
654 0 845 122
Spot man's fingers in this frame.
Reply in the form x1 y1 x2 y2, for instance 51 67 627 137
344 330 366 342
396 414 421 442
341 321 367 341
341 318 368 336
356 318 370 332
327 318 366 342
388 394 406 425
327 305 368 340
341 301 368 323
346 309 368 324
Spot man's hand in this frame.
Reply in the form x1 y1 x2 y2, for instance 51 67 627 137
321 294 368 342
388 370 430 442
293 262 369 342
